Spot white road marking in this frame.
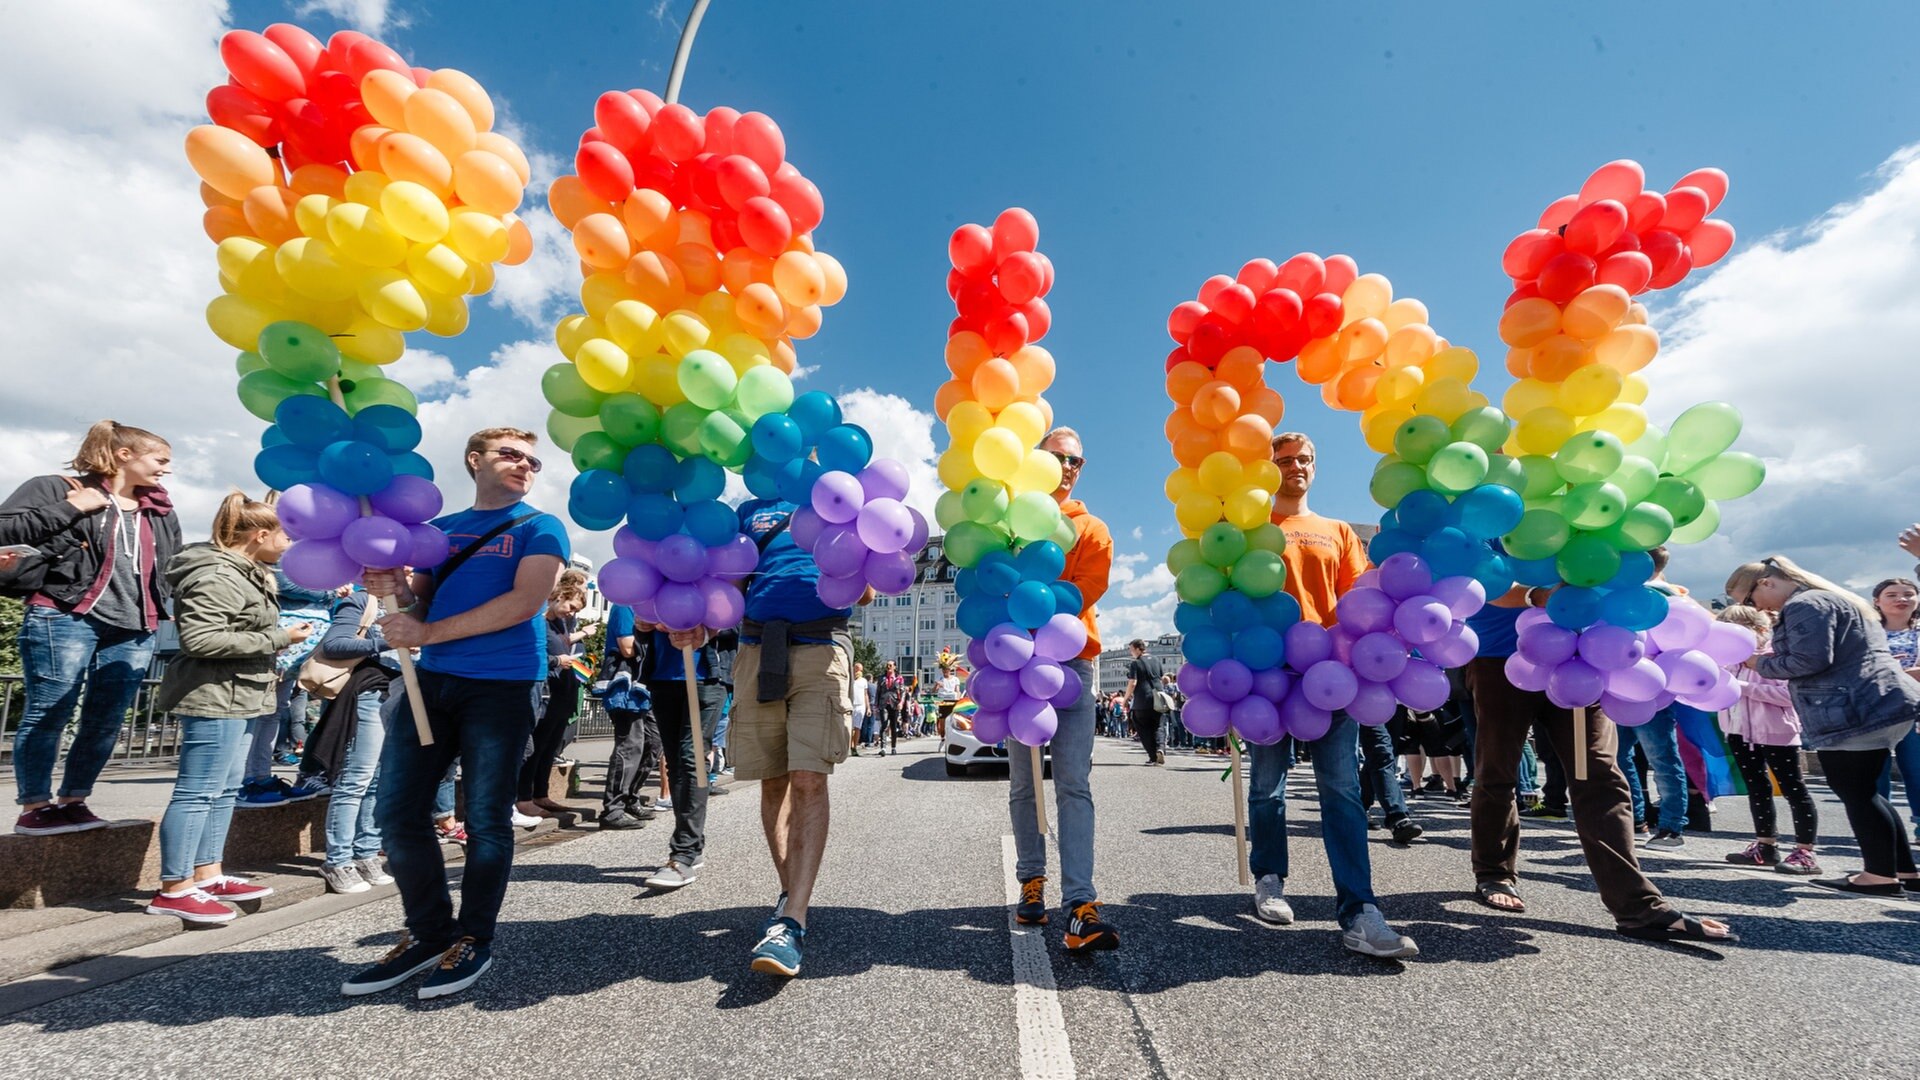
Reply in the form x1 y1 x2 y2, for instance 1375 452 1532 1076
1002 834 1076 1080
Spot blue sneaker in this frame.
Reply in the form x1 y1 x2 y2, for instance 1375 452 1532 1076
341 933 447 996
761 891 790 935
417 936 491 1000
236 780 287 809
750 916 804 977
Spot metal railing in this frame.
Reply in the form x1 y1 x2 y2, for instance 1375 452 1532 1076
0 674 186 772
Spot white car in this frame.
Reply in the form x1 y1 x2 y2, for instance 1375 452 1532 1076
943 712 1051 778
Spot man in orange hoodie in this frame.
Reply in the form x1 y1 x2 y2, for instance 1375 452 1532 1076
1008 426 1120 952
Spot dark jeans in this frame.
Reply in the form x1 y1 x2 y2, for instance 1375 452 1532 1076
603 708 661 815
1358 721 1410 822
375 670 536 947
1465 657 1674 929
647 679 722 864
1137 705 1162 761
518 677 579 800
1539 727 1568 810
1820 746 1917 878
1726 734 1818 845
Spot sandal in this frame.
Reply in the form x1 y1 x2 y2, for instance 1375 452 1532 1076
1810 876 1903 897
1617 915 1739 945
1474 881 1527 913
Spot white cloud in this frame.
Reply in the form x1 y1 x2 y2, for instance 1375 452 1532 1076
1646 144 1920 595
837 388 940 523
791 364 820 381
295 0 395 34
1119 562 1175 600
386 349 457 396
488 205 574 330
1130 525 1143 540
0 2 221 134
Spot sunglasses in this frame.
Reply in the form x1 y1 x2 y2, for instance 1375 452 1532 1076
485 446 543 473
1050 450 1086 469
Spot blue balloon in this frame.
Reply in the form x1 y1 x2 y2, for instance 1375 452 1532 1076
1609 550 1656 590
976 560 1020 598
1421 526 1480 579
389 451 434 480
775 459 824 505
627 492 684 541
261 427 291 449
274 396 353 451
1378 508 1400 533
956 593 1010 639
624 445 678 494
1470 551 1514 597
953 567 978 598
788 391 842 445
570 470 629 526
1014 540 1066 582
1452 485 1525 540
1546 586 1605 631
675 456 725 503
1048 581 1082 617
350 404 422 454
1007 580 1058 629
683 499 738 547
254 444 321 490
1174 601 1213 637
1368 527 1422 565
1509 555 1563 588
1600 585 1669 631
1183 626 1232 667
1233 625 1286 671
317 440 393 496
742 459 783 500
1394 489 1451 536
750 413 804 464
1209 591 1258 633
1255 591 1302 630
816 424 873 474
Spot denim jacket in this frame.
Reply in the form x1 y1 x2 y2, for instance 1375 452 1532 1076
1753 589 1920 750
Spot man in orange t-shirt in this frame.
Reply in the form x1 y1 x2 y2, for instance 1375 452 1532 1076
1008 426 1119 954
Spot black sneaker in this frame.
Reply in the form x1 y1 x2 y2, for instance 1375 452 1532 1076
1645 829 1686 850
417 936 491 1000
1389 817 1425 844
1016 876 1048 925
1520 804 1568 821
600 809 646 830
341 932 448 996
1064 900 1119 952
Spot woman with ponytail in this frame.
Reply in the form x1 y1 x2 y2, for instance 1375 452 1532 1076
145 492 310 923
2 420 181 836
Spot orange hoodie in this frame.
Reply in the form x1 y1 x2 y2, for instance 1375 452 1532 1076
1058 499 1114 661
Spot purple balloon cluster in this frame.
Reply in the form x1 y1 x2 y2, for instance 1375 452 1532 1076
788 458 932 607
1503 599 1754 724
277 475 449 590
598 525 757 632
964 613 1088 745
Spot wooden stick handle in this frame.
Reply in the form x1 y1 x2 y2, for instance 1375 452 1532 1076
683 644 707 789
1030 741 1047 836
376 594 433 747
1574 705 1589 782
1229 738 1250 886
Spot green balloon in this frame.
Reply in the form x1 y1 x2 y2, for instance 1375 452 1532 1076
1175 563 1229 606
1245 522 1288 555
1369 460 1429 508
961 478 1010 524
1484 453 1526 493
1199 522 1249 568
943 521 1002 568
1664 401 1742 475
338 358 383 384
1607 455 1659 505
1625 424 1669 471
1230 549 1286 598
1393 414 1452 466
1648 477 1707 527
235 350 266 375
735 365 795 420
676 349 739 411
1450 406 1511 454
1008 492 1060 542
1669 498 1721 544
1562 481 1627 530
661 402 708 458
342 377 417 416
1556 532 1622 588
1166 539 1203 575
699 410 752 468
599 393 661 447
1554 430 1625 486
1683 451 1765 501
546 409 603 453
1426 441 1490 495
934 489 967 530
1522 494 1564 516
236 370 323 422
572 431 626 474
1516 455 1564 499
1502 508 1572 560
1600 502 1675 551
1048 513 1079 552
257 321 342 383
544 363 607 418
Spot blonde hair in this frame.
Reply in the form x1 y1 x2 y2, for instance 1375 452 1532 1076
1271 431 1315 454
1717 604 1772 639
1041 426 1082 449
1725 561 1764 603
211 491 280 551
1755 554 1878 620
464 427 538 476
68 420 167 477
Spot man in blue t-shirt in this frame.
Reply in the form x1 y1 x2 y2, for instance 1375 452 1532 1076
632 611 734 891
598 604 660 830
349 427 569 1000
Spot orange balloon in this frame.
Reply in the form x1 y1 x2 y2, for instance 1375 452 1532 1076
502 215 533 266
573 213 631 270
349 125 392 172
1038 395 1053 433
1527 334 1591 382
378 132 453 198
815 251 848 305
1594 324 1659 373
1334 365 1380 411
1191 381 1242 428
475 131 530 185
934 378 970 420
403 87 478 157
1164 406 1198 446
734 282 787 338
1214 346 1264 389
288 164 349 199
1340 318 1389 363
1245 387 1285 426
620 188 675 246
1505 347 1533 379
623 250 685 310
972 357 1020 410
1172 427 1215 469
452 150 522 216
771 250 825 307
184 125 278 200
1498 296 1562 347
360 69 416 130
240 185 301 244
1297 336 1342 384
1383 323 1439 369
771 337 797 373
547 176 611 230
1008 345 1055 397
200 182 241 210
1165 359 1212 405
426 68 496 132
946 332 992 380
784 302 822 340
1222 414 1274 460
717 247 762 294
1561 284 1632 341
204 205 253 243
675 241 722 294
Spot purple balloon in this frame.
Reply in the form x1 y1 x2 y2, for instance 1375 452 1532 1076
405 523 449 569
1353 568 1382 592
368 473 443 525
1230 695 1284 744
1504 653 1552 693
1252 666 1292 703
1429 575 1488 620
598 556 662 605
904 507 930 554
633 597 660 625
708 533 760 578
653 581 706 631
1050 665 1084 709
1517 622 1579 666
1377 552 1434 600
277 483 359 540
1020 658 1067 701
1515 606 1553 633
1334 587 1396 634
1390 658 1451 711
701 577 745 629
1697 622 1758 667
280 538 360 590
1181 692 1231 738
858 458 911 503
1208 658 1254 702
612 526 649 561
654 534 709 583
1419 623 1479 669
1681 668 1741 711
972 708 1010 744
1033 613 1087 662
814 525 868 579
1351 632 1410 682
1606 657 1667 703
1279 689 1333 741
789 506 825 550
1392 596 1453 646
966 637 991 671
984 623 1035 672
1347 679 1399 726
1008 697 1058 745
816 571 867 609
864 548 917 595
1301 660 1359 711
1177 661 1208 696
1546 657 1606 709
856 498 915 554
969 666 1020 710
1329 624 1357 665
1599 691 1660 727
1284 621 1333 672
810 470 865 525
1648 600 1712 652
1654 648 1719 696
1576 623 1646 672
341 514 412 570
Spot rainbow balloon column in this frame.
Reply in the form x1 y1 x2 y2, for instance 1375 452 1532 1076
1490 161 1762 729
543 92 925 629
929 209 1085 751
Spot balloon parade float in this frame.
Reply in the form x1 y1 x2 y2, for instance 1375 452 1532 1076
185 25 536 743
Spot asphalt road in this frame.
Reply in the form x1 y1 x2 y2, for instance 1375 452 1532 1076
2 734 1915 1079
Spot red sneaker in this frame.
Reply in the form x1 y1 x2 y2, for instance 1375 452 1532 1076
14 806 81 836
146 889 236 924
59 803 110 831
201 876 274 902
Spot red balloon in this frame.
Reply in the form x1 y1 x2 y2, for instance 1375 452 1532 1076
1673 167 1730 213
1036 253 1055 296
1640 230 1685 279
1167 300 1207 343
949 224 993 275
1563 199 1628 256
1578 159 1646 206
627 88 666 116
1274 252 1325 296
1501 229 1563 281
733 112 785 174
997 251 1045 305
1687 220 1736 267
990 208 1039 260
1187 316 1235 365
1302 292 1343 337
737 196 793 257
1595 252 1653 294
652 103 706 161
984 310 1030 355
769 170 823 233
703 106 740 156
1017 298 1051 342
206 84 281 147
1236 258 1278 293
410 66 433 88
1165 346 1192 372
595 90 652 153
1537 194 1580 230
286 97 349 164
1503 282 1542 308
687 153 727 212
344 37 410 84
1595 230 1641 260
1212 283 1256 325
1321 254 1358 297
1660 187 1710 232
221 30 306 102
1253 287 1304 338
1196 274 1234 307
309 70 358 112
1648 247 1694 290
708 214 741 254
576 142 636 202
947 268 967 301
578 126 607 148
323 30 369 73
712 154 770 212
631 153 676 198
1536 251 1597 304
955 280 1000 323
262 24 324 79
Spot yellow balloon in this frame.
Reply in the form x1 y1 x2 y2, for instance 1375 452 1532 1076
1502 378 1557 419
937 446 978 491
293 193 338 239
997 401 1046 448
1175 491 1225 532
1414 376 1474 423
275 236 359 302
555 313 604 358
422 289 469 337
948 401 993 446
1010 447 1063 495
327 202 408 267
579 273 628 320
378 180 450 244
1516 406 1577 456
447 208 510 265
1363 407 1410 454
1586 403 1648 444
465 259 495 299
206 294 278 351
1224 487 1272 530
1558 363 1623 417
633 354 686 406
660 310 710 357
1425 345 1479 383
973 427 1024 481
1374 366 1424 407
1243 459 1282 494
358 268 429 331
341 170 390 208
337 314 405 365
604 299 660 355
406 242 473 296
1341 273 1392 323
1197 451 1243 496
574 337 632 393
1618 373 1649 405
1164 467 1199 504
715 332 771 373
216 237 279 298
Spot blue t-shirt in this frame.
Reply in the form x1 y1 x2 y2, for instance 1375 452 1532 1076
648 630 708 682
419 503 570 681
1467 604 1522 659
605 603 636 646
738 498 848 626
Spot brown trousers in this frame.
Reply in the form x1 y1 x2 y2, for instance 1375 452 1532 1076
1465 656 1675 929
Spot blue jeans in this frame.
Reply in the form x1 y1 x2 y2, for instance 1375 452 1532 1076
1877 727 1920 827
375 670 535 946
13 607 154 805
1619 708 1687 832
325 688 386 866
1358 722 1410 822
1247 711 1378 927
1009 659 1096 907
158 715 258 881
1517 739 1541 796
434 765 457 819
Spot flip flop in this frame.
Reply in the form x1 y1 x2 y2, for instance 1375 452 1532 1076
1809 876 1904 897
1474 880 1526 913
1617 915 1739 945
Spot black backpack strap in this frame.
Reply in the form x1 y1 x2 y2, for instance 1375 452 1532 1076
739 511 793 596
430 511 541 587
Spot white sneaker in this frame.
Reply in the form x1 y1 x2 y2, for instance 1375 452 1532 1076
353 856 394 886
510 808 541 829
1253 874 1294 924
321 863 370 894
1342 904 1418 958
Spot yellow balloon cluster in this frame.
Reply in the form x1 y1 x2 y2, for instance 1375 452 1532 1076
1497 286 1655 454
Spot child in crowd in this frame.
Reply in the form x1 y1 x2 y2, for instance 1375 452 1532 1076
1717 605 1820 875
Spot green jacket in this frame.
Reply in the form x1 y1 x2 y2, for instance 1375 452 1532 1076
155 543 292 719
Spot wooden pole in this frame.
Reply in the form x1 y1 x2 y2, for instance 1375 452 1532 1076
1228 738 1250 886
1029 742 1047 836
1574 705 1589 782
683 644 708 788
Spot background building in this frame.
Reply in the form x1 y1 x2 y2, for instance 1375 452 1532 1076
1095 633 1184 696
848 534 966 687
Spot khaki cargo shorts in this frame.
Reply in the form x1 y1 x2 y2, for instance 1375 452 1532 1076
729 642 852 780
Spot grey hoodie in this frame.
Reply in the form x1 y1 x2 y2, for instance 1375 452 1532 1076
1754 588 1920 750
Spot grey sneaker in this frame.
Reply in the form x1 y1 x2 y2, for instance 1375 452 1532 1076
322 862 369 894
1646 830 1686 850
353 857 394 886
1253 874 1294 925
642 860 698 890
1342 904 1418 958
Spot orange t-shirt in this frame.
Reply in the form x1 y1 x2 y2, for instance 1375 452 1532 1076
1271 511 1370 627
1059 498 1113 661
